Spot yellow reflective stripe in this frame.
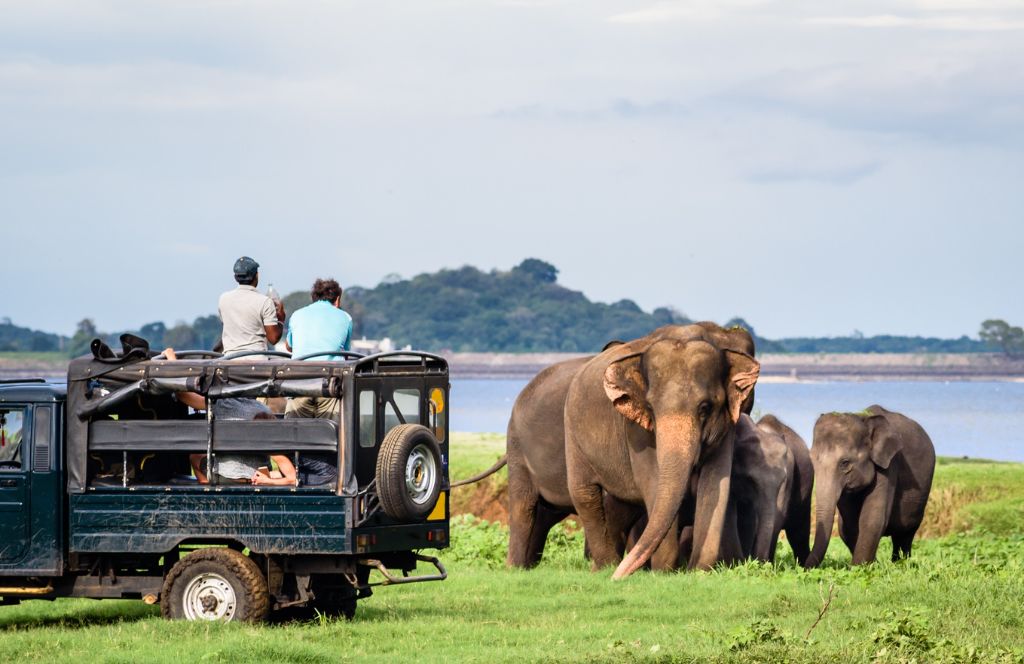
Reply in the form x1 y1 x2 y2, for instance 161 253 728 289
427 491 447 521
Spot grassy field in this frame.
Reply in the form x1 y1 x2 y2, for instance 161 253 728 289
1 433 1022 663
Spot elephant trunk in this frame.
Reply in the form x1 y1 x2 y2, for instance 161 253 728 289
612 415 698 580
805 479 839 568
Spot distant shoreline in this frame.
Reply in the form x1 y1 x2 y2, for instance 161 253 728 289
445 352 1024 381
3 352 1023 382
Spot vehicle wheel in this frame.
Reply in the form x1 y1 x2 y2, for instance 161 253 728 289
161 548 269 623
376 424 442 521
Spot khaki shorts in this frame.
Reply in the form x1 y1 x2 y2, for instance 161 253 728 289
285 396 340 419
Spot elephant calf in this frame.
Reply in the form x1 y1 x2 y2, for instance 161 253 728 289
732 415 793 564
756 414 813 566
805 405 935 567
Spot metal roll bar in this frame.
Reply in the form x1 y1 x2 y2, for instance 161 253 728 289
219 350 293 361
294 350 366 361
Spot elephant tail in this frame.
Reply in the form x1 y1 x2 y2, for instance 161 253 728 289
450 455 508 488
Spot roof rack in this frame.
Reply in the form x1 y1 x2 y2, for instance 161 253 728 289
0 378 47 385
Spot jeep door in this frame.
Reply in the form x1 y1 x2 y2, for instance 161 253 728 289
0 405 30 564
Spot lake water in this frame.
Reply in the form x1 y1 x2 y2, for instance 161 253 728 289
450 379 1024 462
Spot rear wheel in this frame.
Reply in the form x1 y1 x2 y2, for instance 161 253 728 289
161 548 269 623
376 424 442 521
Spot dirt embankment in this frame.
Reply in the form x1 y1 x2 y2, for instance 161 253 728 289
451 476 510 524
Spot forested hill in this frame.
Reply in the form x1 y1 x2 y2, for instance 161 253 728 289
285 259 692 353
2 259 1007 355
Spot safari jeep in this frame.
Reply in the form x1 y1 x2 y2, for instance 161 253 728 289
0 343 450 622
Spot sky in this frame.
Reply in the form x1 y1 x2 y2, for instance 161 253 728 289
1 0 1021 340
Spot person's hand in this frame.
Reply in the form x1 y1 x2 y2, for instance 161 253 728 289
251 471 268 485
163 348 178 361
275 300 286 321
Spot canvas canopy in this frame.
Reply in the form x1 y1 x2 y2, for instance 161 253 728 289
66 352 354 494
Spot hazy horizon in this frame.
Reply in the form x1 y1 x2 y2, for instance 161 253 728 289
2 1 1021 339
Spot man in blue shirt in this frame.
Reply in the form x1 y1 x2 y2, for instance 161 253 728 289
284 278 353 420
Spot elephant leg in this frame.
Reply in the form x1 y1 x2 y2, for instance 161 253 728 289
689 433 735 570
603 495 644 559
719 497 743 566
837 496 862 558
506 461 544 568
785 498 812 566
851 480 893 565
735 498 756 560
891 529 916 562
677 525 694 567
527 502 571 566
649 516 680 571
571 482 620 569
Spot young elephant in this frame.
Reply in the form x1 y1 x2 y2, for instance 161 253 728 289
805 405 935 567
732 415 792 563
756 414 814 565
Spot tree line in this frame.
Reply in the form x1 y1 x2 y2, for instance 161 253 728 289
0 260 1018 356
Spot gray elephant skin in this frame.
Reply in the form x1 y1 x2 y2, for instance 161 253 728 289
805 405 936 567
505 323 756 573
756 414 814 565
731 414 793 563
565 328 759 579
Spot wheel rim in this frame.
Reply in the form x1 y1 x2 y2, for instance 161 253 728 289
405 443 437 505
182 572 237 621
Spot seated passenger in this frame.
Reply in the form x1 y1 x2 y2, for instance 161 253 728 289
164 348 297 486
283 277 352 419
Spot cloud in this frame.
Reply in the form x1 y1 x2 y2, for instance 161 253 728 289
805 14 1024 31
0 58 355 112
744 161 883 185
606 0 767 24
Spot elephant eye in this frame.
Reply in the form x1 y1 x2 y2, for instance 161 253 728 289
839 458 851 470
697 401 711 421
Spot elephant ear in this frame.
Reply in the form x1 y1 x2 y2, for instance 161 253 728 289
603 352 653 431
724 350 760 424
866 415 903 469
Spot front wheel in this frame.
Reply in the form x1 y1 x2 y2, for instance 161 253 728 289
161 548 269 623
376 424 443 521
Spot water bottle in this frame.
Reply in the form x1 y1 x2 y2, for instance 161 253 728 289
267 283 281 304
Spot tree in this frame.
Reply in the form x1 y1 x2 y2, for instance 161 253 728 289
979 319 1024 358
139 321 167 348
164 323 198 349
192 315 222 350
67 318 99 357
512 258 558 284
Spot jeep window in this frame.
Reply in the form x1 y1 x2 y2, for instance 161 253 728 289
0 407 27 469
359 390 376 448
384 388 421 436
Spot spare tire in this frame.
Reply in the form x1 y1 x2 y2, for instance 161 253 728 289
376 424 443 521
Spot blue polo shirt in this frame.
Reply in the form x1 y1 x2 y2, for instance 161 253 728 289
286 300 353 361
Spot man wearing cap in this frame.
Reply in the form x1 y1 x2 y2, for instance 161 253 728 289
218 256 286 356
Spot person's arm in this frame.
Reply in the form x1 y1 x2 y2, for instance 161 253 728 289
262 298 285 345
163 348 207 410
253 454 297 486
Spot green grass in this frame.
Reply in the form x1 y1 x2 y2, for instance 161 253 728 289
2 434 1023 663
3 534 1022 663
0 351 68 364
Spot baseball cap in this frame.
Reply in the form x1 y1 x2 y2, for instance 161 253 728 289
233 256 260 280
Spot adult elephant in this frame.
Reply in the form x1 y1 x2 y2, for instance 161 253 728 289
498 323 755 569
564 330 759 578
805 405 935 567
757 414 814 565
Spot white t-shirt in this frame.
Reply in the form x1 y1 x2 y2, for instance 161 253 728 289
218 285 278 354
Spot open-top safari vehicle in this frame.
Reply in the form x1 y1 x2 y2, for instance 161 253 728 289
0 339 450 622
